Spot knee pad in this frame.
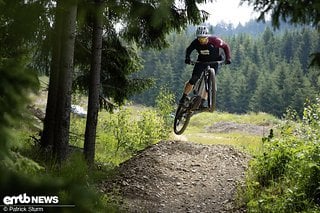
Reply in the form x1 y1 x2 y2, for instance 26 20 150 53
189 75 199 85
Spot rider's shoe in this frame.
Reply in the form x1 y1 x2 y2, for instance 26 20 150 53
179 95 189 107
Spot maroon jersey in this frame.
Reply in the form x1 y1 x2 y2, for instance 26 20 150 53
186 36 231 62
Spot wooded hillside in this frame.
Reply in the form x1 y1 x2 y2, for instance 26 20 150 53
131 25 320 117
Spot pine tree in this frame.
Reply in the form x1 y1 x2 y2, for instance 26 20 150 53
232 70 249 113
217 69 235 111
282 30 295 62
299 28 314 73
84 0 103 166
41 0 78 163
249 70 282 115
241 0 320 66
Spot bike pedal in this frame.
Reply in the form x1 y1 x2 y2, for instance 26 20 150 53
190 96 202 110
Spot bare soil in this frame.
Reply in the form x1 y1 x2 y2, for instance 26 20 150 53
101 140 251 212
205 121 271 136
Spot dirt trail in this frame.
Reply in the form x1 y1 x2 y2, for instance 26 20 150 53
101 140 251 212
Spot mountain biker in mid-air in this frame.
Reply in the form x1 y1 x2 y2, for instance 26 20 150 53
179 25 232 108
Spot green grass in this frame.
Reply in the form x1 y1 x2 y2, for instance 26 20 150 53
185 132 264 154
38 75 49 87
189 111 280 126
178 111 281 155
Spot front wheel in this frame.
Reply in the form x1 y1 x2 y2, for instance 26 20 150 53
207 69 216 112
173 106 191 135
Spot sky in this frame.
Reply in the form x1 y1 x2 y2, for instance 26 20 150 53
198 0 260 26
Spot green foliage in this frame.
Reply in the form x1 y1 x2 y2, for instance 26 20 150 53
2 151 44 176
69 106 171 165
132 27 320 117
73 0 215 108
74 29 153 107
0 56 39 158
97 107 168 163
240 0 320 29
240 0 320 67
243 97 320 212
50 153 114 213
1 130 118 213
155 87 175 133
0 0 51 75
139 109 167 145
106 108 142 153
119 0 210 49
0 133 109 212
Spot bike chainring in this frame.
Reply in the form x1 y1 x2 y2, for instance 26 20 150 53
190 96 202 111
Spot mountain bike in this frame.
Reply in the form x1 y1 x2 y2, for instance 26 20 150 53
173 60 223 135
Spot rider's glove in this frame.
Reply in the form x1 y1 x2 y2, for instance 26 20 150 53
185 58 191 64
225 59 231 65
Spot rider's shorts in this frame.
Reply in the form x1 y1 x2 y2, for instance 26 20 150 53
188 63 219 85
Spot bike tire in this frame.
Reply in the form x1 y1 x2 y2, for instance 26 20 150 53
207 69 216 112
173 106 191 135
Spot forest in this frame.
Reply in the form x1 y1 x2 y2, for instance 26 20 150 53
1 0 320 212
132 25 320 117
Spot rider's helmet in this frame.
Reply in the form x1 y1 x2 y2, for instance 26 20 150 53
196 25 209 38
196 25 209 44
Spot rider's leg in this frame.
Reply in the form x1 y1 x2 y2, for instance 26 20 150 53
179 64 203 105
212 64 219 75
179 82 194 105
183 82 193 95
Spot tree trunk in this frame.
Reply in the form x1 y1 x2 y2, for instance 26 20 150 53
41 0 78 164
41 0 63 148
84 0 103 166
53 0 78 163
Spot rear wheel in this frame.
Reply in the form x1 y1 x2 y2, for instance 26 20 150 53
207 69 216 112
173 106 191 135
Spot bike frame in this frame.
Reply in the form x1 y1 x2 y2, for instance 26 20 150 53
173 60 223 135
190 60 223 112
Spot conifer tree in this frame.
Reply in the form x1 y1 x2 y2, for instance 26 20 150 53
241 0 320 67
41 0 78 163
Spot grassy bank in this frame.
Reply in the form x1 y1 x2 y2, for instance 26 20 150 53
178 111 280 155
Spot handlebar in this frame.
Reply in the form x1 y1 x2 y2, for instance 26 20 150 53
190 60 225 66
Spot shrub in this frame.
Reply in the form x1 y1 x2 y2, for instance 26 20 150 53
155 87 175 131
244 97 320 212
96 106 170 165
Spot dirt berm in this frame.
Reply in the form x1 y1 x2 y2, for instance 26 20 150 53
101 140 251 212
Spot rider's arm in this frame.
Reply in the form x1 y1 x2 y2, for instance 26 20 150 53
209 37 231 62
185 39 198 60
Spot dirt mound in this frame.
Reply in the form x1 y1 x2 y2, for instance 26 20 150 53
101 140 251 212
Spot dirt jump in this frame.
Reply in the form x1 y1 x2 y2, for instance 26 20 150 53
101 140 251 212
